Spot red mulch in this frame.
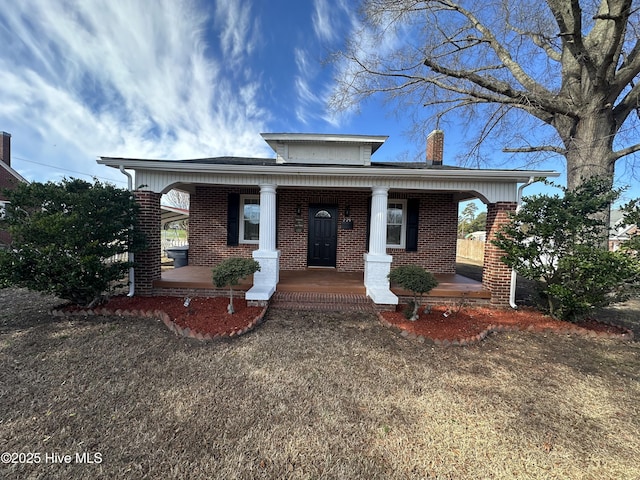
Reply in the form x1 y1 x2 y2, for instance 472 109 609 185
62 297 631 343
380 305 631 342
86 296 263 337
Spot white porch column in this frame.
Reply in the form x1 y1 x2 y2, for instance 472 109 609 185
246 184 280 301
364 186 398 305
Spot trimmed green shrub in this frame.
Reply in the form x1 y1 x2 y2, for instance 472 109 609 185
212 257 261 314
0 178 146 307
493 177 640 320
388 265 438 321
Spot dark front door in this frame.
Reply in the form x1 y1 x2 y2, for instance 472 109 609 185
308 205 337 267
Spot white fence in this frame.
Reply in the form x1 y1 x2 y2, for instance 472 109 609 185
105 231 188 264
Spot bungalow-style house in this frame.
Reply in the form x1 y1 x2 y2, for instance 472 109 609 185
0 132 28 248
98 131 559 307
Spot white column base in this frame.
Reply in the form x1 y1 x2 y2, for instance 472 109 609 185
364 253 398 305
246 250 280 301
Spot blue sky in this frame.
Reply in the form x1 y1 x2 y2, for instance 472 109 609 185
1 0 397 188
1 0 629 205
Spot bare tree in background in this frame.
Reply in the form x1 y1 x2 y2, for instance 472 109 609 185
163 189 190 210
162 189 189 232
331 0 640 192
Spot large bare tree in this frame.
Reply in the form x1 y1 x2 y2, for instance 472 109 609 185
163 189 190 210
332 0 640 190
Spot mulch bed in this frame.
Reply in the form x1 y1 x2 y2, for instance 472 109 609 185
56 296 267 340
378 305 634 345
55 296 633 345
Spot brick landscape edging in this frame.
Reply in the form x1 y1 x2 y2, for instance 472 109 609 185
50 305 269 341
376 311 634 347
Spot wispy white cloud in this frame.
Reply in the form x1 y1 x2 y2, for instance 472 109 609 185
312 0 337 43
214 0 260 68
293 0 362 128
326 1 407 121
293 48 341 128
0 0 269 184
291 1 355 129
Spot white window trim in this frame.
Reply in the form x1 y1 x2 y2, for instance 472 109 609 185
386 199 407 249
239 195 260 244
0 201 7 220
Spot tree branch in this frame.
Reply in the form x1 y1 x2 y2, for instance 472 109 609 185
611 142 640 161
611 39 640 101
592 0 634 85
504 7 562 63
619 39 640 71
442 0 551 96
503 145 567 154
612 80 640 125
547 0 598 78
422 57 576 118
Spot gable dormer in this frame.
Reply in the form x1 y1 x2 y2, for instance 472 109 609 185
261 133 387 166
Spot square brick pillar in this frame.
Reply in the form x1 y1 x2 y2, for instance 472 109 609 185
134 191 162 296
483 202 517 306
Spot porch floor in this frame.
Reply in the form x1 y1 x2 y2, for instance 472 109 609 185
154 266 490 300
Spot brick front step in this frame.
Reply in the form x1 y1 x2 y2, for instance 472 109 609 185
270 291 375 312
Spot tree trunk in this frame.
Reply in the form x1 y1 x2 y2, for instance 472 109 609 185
228 287 235 314
557 108 615 246
562 111 616 191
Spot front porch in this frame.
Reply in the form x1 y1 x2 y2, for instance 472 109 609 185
152 266 491 306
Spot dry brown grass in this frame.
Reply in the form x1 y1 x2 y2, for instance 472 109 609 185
1 287 639 479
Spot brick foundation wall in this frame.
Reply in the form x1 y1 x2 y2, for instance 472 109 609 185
189 187 458 274
482 202 517 306
135 191 162 296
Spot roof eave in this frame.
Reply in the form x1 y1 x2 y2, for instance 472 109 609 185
0 161 28 184
97 157 559 183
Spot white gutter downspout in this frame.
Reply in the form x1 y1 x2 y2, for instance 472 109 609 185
509 176 535 309
119 165 135 297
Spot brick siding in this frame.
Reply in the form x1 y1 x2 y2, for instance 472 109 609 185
389 192 457 274
0 167 21 202
1 133 26 246
426 130 444 165
482 202 517 306
186 186 458 274
0 162 23 245
134 191 162 295
189 186 258 266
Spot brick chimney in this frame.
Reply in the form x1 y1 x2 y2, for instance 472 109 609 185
0 132 10 167
426 129 444 166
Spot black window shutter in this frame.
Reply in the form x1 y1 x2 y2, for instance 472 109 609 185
406 198 419 251
227 193 240 246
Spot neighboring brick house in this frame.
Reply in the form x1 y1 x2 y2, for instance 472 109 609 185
0 132 27 247
609 209 638 251
98 132 559 306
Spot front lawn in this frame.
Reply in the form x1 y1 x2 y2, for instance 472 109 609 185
1 287 639 479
